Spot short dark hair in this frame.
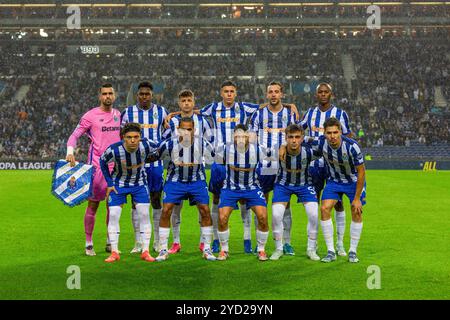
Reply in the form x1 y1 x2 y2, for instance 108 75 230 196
234 124 248 132
178 89 194 99
285 124 304 136
179 117 194 126
121 122 142 138
138 81 153 91
221 80 237 89
99 83 114 93
268 81 284 93
323 117 342 131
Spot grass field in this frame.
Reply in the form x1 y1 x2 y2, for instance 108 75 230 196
0 170 449 300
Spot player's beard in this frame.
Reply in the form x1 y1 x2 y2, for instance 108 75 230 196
270 99 280 107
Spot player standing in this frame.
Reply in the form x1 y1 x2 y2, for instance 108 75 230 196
162 90 214 254
152 115 216 261
216 124 273 261
66 83 121 256
99 123 158 263
311 118 366 263
297 82 353 257
121 81 170 253
249 81 297 255
270 124 320 261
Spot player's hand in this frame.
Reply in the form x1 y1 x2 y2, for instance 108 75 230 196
279 145 287 162
351 198 363 215
66 154 76 167
106 186 118 200
284 103 300 120
259 102 268 109
164 114 174 129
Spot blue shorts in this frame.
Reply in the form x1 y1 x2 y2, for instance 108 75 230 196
308 160 328 195
219 188 267 209
146 165 164 193
163 180 210 205
322 180 367 205
256 166 276 194
108 185 150 206
208 163 226 194
272 184 318 204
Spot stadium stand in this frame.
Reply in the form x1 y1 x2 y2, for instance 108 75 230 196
0 1 449 161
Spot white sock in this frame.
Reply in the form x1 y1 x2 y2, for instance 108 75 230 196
201 226 213 251
240 203 252 241
282 207 292 244
108 206 122 252
158 227 170 251
131 208 141 244
218 229 230 252
321 219 335 253
136 203 151 252
349 221 363 253
335 210 346 246
304 202 319 251
211 203 219 241
272 203 285 251
171 204 182 244
256 229 269 252
152 208 162 248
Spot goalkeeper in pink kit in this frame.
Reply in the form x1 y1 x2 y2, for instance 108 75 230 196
66 83 122 256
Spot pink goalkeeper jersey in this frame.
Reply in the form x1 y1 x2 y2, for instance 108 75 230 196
67 107 121 167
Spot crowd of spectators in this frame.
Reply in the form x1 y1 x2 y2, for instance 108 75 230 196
1 3 450 20
0 36 449 160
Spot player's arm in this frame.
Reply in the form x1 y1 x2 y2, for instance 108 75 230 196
120 109 128 127
350 143 365 214
200 116 215 144
66 115 91 167
352 164 365 215
283 103 300 120
145 139 169 163
99 148 117 196
341 111 354 139
164 111 182 129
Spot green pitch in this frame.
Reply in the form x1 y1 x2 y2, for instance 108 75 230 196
0 170 449 300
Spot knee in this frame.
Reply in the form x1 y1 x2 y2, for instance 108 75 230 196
320 205 332 218
88 201 99 211
352 212 363 223
334 201 344 211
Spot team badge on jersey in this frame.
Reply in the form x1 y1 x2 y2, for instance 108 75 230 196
114 115 119 122
235 105 240 112
51 160 95 207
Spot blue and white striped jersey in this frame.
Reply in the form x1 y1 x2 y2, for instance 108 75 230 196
276 144 319 187
249 106 296 174
311 136 364 184
162 113 214 144
217 143 273 191
299 104 351 138
299 104 351 169
100 138 158 188
121 103 168 167
157 136 215 183
200 101 259 146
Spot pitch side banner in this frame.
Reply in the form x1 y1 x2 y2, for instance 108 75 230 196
0 161 54 170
